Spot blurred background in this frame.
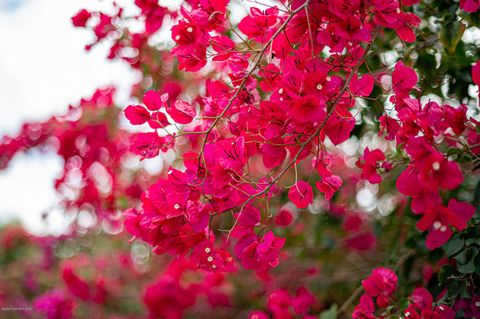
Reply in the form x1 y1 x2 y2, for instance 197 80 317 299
0 0 136 235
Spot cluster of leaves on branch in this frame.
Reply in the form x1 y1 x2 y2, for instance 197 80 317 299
1 0 480 318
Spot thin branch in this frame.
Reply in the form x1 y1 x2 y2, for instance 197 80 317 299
196 1 311 168
226 34 378 240
337 250 415 317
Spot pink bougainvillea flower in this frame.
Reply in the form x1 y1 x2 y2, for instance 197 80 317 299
362 267 398 308
323 109 356 145
415 198 473 234
135 0 167 34
267 289 292 318
143 275 197 319
167 100 196 124
187 202 211 233
62 267 90 301
123 208 142 237
91 13 114 44
235 231 285 271
143 90 167 111
148 111 170 129
261 138 287 168
460 0 480 12
350 73 374 97
444 104 468 134
352 294 375 319
379 115 400 141
394 12 421 43
213 137 246 172
238 7 279 43
419 199 476 250
409 287 433 311
275 206 295 227
190 241 236 272
291 287 316 315
210 35 236 61
356 148 386 184
236 206 261 228
34 290 74 319
171 20 199 46
392 61 418 95
290 95 326 123
454 297 480 318
71 9 91 27
257 231 285 264
289 180 314 208
124 105 150 125
267 287 316 318
404 288 456 319
172 45 208 72
315 175 342 200
129 132 168 159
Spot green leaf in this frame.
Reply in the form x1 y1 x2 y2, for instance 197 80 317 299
458 259 476 274
440 20 466 54
319 304 338 319
466 238 480 246
455 250 467 265
457 248 479 274
443 236 464 256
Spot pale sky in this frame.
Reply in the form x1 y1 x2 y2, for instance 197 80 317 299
0 0 136 234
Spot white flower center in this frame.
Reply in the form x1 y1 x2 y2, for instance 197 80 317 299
187 27 193 32
205 247 211 253
433 221 442 230
432 161 440 171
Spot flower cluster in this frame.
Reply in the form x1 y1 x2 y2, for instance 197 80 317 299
385 62 478 249
0 0 479 318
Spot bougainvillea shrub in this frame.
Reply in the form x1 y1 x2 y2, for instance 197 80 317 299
1 0 480 318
